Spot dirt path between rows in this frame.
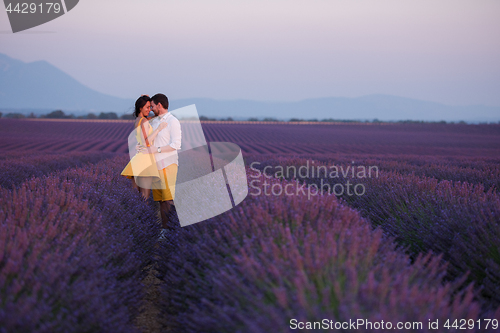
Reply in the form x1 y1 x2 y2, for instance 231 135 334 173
135 263 163 333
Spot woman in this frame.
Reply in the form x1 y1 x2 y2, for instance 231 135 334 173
121 95 167 199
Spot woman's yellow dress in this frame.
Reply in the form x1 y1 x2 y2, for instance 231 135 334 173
121 117 160 179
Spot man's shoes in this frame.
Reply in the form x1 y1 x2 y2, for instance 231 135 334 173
158 228 169 241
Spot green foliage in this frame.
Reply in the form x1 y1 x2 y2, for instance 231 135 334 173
120 113 135 120
3 113 26 119
44 110 74 119
98 112 118 119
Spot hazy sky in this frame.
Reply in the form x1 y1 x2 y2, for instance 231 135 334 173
1 0 499 106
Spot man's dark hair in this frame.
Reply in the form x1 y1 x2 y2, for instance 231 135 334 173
151 93 169 110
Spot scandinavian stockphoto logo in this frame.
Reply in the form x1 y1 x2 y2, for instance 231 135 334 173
128 104 249 227
3 0 79 33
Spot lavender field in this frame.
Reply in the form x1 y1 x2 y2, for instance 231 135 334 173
1 118 500 332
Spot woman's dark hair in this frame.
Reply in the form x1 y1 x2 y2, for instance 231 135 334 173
134 95 151 117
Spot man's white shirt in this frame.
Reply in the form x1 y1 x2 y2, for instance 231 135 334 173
151 112 181 169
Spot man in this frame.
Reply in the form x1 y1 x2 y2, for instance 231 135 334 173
138 93 181 240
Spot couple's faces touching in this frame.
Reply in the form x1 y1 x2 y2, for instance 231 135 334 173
139 100 165 118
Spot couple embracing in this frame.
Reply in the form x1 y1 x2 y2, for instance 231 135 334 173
121 93 181 240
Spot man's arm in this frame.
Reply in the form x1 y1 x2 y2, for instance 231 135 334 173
158 118 181 152
156 145 176 153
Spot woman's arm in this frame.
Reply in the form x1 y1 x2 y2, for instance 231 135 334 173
143 121 168 146
140 121 151 147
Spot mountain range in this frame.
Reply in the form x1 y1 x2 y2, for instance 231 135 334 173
1 53 499 123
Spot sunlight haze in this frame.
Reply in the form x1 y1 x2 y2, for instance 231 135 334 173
1 0 499 106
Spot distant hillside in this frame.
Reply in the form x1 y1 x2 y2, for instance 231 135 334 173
170 96 500 123
0 53 133 114
1 53 499 122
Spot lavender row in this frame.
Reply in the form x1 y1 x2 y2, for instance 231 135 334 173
0 151 117 189
254 156 500 308
338 155 500 192
155 173 497 332
53 156 160 266
332 171 500 308
245 154 500 192
3 119 499 157
0 155 159 332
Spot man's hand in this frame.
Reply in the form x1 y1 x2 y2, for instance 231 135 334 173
137 144 156 154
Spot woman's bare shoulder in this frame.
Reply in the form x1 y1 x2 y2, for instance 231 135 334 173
132 117 140 126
